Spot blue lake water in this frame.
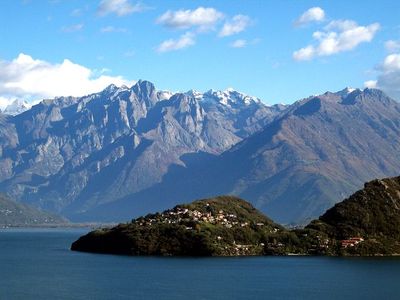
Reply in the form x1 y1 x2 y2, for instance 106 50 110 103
1 228 400 299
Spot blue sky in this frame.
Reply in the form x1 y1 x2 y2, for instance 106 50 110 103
0 0 399 109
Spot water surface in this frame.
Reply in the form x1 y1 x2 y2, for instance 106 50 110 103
0 229 399 299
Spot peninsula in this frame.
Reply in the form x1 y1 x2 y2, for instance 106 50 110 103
71 176 400 256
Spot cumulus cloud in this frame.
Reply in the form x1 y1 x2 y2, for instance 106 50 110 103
219 15 251 37
364 53 400 100
230 39 247 48
156 7 223 31
0 53 133 106
385 40 400 53
97 0 147 17
156 32 195 53
293 20 380 61
294 7 325 26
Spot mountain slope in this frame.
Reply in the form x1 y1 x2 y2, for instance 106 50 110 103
91 88 400 224
2 84 399 225
221 88 400 223
0 194 65 226
0 80 282 218
307 176 400 255
199 88 400 223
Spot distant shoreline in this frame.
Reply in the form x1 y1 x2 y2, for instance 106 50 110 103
0 223 117 230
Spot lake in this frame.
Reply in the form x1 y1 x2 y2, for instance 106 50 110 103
0 229 399 299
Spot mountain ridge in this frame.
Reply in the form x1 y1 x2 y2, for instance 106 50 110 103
81 86 400 224
1 82 399 224
0 80 282 219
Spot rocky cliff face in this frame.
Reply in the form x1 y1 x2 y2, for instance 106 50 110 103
0 80 281 219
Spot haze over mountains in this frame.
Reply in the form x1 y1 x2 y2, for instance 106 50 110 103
0 81 399 224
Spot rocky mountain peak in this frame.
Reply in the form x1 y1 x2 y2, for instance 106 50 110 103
335 87 359 98
132 80 156 96
103 84 118 94
3 99 31 116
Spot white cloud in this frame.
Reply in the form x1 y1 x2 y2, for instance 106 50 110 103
382 53 400 71
365 53 400 100
364 80 377 88
100 26 127 33
61 23 84 32
295 7 325 26
219 15 251 37
230 39 247 48
293 45 315 61
385 40 400 53
293 20 380 61
156 32 195 53
0 53 133 106
156 7 223 30
97 0 147 17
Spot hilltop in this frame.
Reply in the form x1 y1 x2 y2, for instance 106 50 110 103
72 176 400 256
307 176 400 255
72 196 303 256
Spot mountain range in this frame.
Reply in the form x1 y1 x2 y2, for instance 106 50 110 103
0 81 399 224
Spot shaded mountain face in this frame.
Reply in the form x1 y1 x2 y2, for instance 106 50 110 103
0 80 282 218
89 88 400 224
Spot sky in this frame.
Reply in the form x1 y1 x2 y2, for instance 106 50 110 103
0 0 399 109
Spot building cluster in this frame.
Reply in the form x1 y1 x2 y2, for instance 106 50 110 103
340 237 364 248
134 203 275 232
0 209 13 216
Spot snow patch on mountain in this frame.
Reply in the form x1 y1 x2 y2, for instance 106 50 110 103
3 99 31 115
183 88 262 107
